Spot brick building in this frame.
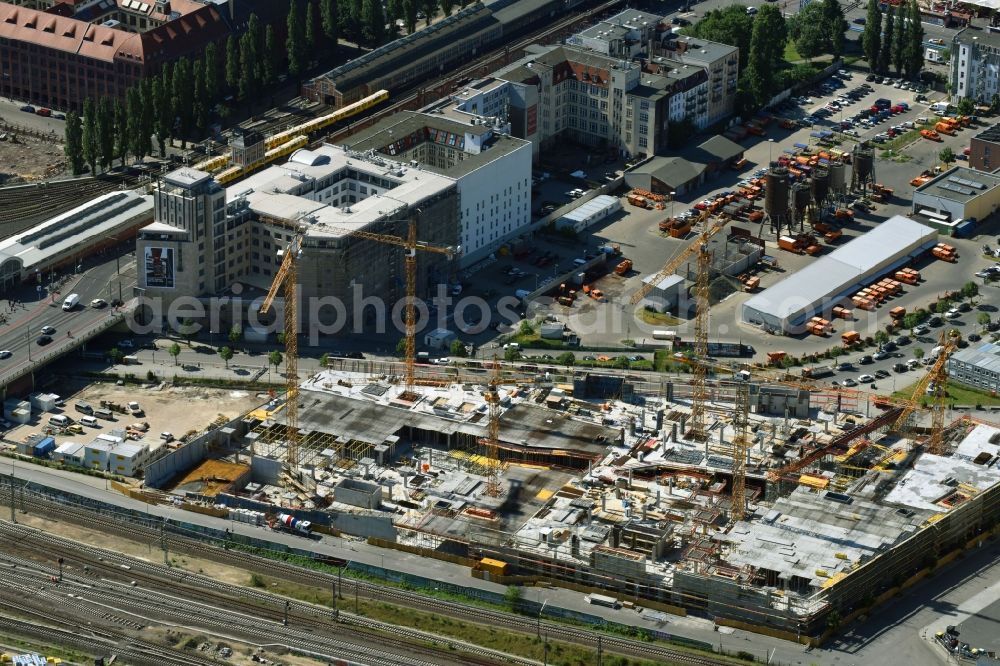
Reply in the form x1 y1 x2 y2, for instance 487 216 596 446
0 0 286 111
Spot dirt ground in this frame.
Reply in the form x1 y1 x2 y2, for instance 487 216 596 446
14 513 328 666
6 381 266 457
0 131 66 184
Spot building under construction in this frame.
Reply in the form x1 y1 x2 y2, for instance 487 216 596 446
140 353 1000 640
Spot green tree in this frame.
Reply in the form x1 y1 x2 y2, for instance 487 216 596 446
155 71 174 156
395 338 407 356
504 585 522 611
181 318 197 345
239 31 258 102
421 0 435 26
877 8 894 74
387 0 403 29
140 78 155 159
204 42 221 108
97 97 115 171
503 346 521 362
449 339 467 357
114 98 128 166
518 319 534 336
219 346 234 368
126 87 145 161
978 312 991 329
403 0 417 33
957 98 975 115
287 0 307 79
939 146 955 168
81 99 99 175
936 300 950 314
225 35 240 93
826 610 841 632
688 6 754 70
891 2 907 75
790 4 827 62
173 57 194 146
614 356 631 369
305 2 318 58
914 347 925 359
821 0 848 58
319 352 330 368
963 281 979 298
903 0 924 78
861 0 882 69
339 0 360 41
557 351 575 366
744 7 786 107
361 0 386 44
268 350 284 374
439 0 453 18
874 330 889 344
63 111 85 175
263 24 279 87
108 347 124 365
169 342 181 366
193 58 210 136
320 0 338 54
229 325 242 346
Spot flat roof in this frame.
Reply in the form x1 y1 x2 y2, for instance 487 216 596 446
343 111 530 180
914 166 1000 204
229 143 454 238
558 195 620 222
973 122 1000 145
949 341 1000 375
0 190 152 272
164 168 212 188
671 36 739 64
955 26 1000 49
743 215 938 323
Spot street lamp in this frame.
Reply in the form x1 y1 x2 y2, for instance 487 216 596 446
669 191 677 219
768 138 775 166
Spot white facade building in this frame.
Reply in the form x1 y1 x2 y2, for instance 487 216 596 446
346 110 533 267
952 29 1000 104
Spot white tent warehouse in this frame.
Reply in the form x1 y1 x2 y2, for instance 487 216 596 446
741 215 938 334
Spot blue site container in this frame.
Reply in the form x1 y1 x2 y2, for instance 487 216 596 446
32 436 55 457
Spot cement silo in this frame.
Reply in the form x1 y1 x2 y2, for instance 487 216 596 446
828 162 848 196
792 181 812 228
810 167 830 208
764 166 791 234
851 143 876 194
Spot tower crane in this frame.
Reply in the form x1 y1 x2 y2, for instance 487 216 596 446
336 212 454 396
730 376 752 521
483 357 503 497
260 234 303 471
894 331 955 454
631 210 729 440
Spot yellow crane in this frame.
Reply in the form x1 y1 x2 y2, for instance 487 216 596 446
895 332 955 454
338 212 454 396
631 210 728 440
731 375 751 520
483 357 503 497
260 234 303 470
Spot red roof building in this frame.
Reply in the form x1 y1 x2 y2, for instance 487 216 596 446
0 0 232 111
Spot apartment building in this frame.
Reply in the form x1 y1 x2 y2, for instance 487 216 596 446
951 28 1000 104
948 341 1000 393
653 35 740 125
969 122 1000 173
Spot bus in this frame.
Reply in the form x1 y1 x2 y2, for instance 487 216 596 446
585 593 621 609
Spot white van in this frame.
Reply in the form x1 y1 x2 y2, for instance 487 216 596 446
62 293 80 311
79 416 99 428
49 414 72 427
930 102 949 114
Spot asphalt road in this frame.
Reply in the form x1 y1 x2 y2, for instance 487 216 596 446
0 252 136 382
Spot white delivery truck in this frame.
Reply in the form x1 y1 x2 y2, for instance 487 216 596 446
62 293 80 311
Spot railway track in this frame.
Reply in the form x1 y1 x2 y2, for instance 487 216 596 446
9 494 730 666
0 172 149 238
0 520 533 666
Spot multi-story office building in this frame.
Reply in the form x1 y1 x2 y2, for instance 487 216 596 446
346 110 533 268
138 145 460 328
653 35 740 125
951 28 1000 104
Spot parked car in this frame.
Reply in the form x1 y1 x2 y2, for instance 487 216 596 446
19 105 34 113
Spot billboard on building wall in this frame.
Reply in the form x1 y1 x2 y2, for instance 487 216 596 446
526 104 538 136
143 246 175 289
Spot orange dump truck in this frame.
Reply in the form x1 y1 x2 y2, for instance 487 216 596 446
935 121 956 136
841 330 861 346
932 243 957 262
615 259 633 275
767 351 787 365
628 193 650 208
890 306 906 320
832 305 852 320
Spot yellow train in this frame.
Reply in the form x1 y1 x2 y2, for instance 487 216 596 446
191 153 231 173
215 135 309 185
265 89 390 150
